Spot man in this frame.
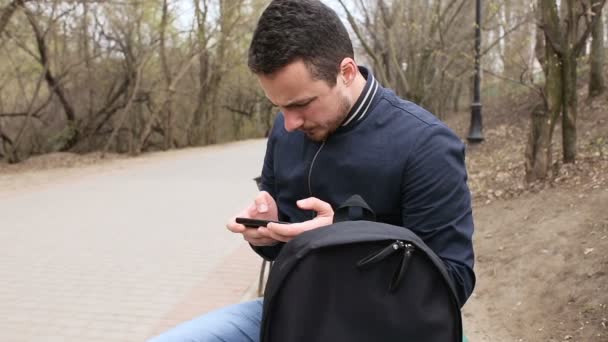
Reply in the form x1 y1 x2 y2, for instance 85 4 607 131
150 0 475 341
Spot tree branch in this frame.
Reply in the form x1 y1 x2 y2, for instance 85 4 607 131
0 112 44 121
223 105 253 117
481 67 539 91
25 9 77 124
574 0 606 54
102 55 147 156
0 0 31 37
482 17 532 58
337 0 389 83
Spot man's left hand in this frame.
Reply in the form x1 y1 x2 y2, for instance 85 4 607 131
261 197 334 243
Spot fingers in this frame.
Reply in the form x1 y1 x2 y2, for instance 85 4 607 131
253 191 272 214
243 227 277 246
245 202 258 218
296 197 334 217
266 217 332 242
226 214 246 234
265 222 301 242
229 192 331 245
226 214 278 246
246 191 278 220
262 197 334 243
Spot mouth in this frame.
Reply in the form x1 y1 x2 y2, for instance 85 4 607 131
302 128 326 141
301 127 315 135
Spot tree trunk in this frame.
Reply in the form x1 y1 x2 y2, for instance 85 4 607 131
562 52 578 163
0 121 10 160
25 9 79 151
526 46 562 182
189 49 210 146
453 82 462 112
525 103 552 182
82 1 95 119
201 0 243 145
535 0 606 170
534 7 546 69
160 0 174 151
103 60 145 155
560 0 602 163
589 3 605 97
189 0 210 146
526 0 562 181
502 0 517 79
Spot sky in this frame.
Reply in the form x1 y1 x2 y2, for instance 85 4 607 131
173 0 356 31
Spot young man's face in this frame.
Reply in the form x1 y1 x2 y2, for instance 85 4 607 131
258 60 352 142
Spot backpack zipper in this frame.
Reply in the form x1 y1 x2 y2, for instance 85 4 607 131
391 242 415 292
356 240 415 292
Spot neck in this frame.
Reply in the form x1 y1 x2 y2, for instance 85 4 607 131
348 72 367 110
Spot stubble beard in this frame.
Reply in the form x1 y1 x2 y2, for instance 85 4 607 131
308 94 352 142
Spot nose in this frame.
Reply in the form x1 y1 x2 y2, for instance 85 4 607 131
283 111 304 132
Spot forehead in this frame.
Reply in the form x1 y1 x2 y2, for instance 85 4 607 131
257 60 332 106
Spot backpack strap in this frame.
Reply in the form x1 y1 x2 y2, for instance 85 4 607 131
333 194 376 223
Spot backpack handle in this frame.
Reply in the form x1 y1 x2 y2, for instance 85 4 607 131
333 194 376 223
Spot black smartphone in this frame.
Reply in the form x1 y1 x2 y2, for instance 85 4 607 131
236 217 289 228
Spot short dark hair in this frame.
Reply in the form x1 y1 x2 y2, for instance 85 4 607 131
248 0 354 86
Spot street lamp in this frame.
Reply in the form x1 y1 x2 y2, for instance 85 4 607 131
467 0 484 143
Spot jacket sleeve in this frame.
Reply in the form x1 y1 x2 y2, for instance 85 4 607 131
250 115 285 260
400 123 476 307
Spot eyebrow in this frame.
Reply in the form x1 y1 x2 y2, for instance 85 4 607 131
270 96 317 109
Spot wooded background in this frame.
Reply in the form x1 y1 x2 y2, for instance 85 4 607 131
0 0 605 182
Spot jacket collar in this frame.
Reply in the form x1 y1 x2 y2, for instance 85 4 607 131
337 66 380 132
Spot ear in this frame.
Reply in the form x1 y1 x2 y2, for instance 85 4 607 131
339 58 358 86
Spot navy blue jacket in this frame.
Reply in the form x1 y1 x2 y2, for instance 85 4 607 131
256 68 475 306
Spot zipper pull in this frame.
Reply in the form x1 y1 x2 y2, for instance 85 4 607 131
389 243 415 292
357 240 405 269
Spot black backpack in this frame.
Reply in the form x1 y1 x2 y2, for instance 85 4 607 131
260 195 463 342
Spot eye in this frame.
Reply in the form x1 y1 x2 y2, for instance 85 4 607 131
288 99 314 109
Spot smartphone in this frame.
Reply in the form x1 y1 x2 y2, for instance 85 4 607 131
236 217 289 228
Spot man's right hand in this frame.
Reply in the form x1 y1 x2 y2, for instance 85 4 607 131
226 191 280 246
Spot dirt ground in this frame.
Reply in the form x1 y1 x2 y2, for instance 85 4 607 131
1 88 607 341
447 87 608 341
463 185 607 342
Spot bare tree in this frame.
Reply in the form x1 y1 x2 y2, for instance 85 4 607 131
589 2 605 98
24 4 80 151
0 0 298 161
159 0 174 150
526 0 606 181
189 0 245 145
103 56 147 156
189 0 214 146
337 0 532 118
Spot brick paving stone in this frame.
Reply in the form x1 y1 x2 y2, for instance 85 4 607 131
0 140 267 342
146 242 262 338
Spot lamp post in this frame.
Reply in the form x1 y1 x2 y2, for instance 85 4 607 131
467 0 484 143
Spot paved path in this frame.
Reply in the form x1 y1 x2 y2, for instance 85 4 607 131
0 140 268 341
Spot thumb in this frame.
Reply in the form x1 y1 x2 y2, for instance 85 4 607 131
254 191 273 213
246 202 257 217
297 197 334 217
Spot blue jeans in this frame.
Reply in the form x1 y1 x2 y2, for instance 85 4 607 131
148 298 469 342
148 299 263 342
